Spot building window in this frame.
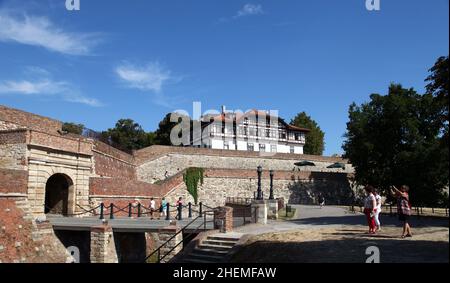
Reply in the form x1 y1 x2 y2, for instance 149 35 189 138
271 145 277 153
259 144 266 152
224 143 229 150
266 129 270 138
280 132 287 139
290 146 295 154
248 143 254 151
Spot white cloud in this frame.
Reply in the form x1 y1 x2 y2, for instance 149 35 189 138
0 79 65 95
115 62 172 93
236 4 264 17
0 11 101 55
0 68 102 107
218 4 265 23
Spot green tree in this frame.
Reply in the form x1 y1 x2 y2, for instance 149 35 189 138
290 112 325 155
102 119 154 151
343 84 448 207
62 122 84 135
154 113 192 146
154 114 175 145
425 56 449 145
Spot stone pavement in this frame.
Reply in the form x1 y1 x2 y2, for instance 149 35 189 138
233 205 448 236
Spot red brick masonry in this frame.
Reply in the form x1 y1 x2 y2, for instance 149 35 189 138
0 169 28 194
0 105 62 134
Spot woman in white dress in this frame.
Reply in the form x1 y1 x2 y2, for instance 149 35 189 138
373 190 382 231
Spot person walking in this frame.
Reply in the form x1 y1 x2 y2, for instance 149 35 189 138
160 197 167 219
176 197 183 207
149 197 156 220
363 185 377 234
391 185 412 238
318 193 325 209
373 190 382 231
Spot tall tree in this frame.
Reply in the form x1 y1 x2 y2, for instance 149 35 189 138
154 114 177 146
343 84 448 207
290 112 325 155
62 122 84 135
425 56 449 144
102 119 154 151
154 113 192 146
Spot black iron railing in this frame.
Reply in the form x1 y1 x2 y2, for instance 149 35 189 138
144 208 217 263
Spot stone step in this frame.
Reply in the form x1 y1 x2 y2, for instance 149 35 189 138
197 243 234 252
202 239 237 247
207 236 241 242
193 248 229 256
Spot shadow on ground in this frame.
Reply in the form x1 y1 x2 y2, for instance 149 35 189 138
229 238 449 263
287 214 449 228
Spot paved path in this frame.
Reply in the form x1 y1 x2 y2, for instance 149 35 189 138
233 205 448 236
229 205 449 263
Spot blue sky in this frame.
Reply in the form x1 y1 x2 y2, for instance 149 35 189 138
0 0 448 155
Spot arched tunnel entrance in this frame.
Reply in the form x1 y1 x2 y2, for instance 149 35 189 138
44 173 73 216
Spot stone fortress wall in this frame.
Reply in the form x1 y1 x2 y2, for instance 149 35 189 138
0 105 356 262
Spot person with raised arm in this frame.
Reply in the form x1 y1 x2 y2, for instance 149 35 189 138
391 185 413 238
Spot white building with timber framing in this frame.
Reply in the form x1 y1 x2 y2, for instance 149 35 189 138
193 106 310 154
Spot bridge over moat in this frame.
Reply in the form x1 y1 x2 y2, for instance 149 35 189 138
47 216 215 233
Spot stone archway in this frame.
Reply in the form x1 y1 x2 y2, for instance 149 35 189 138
44 173 74 216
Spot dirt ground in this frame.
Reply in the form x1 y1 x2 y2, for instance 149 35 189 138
230 226 449 263
230 205 449 263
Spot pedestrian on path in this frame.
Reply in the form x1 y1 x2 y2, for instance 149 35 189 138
374 190 382 231
391 185 413 238
149 197 156 220
363 185 377 234
318 193 325 209
160 197 167 219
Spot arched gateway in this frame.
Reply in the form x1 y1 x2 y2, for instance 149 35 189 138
44 174 74 216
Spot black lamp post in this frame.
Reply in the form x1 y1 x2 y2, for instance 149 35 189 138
269 170 274 200
257 166 263 200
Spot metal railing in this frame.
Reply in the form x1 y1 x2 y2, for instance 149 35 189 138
226 197 254 206
349 204 449 218
144 208 217 263
46 201 206 221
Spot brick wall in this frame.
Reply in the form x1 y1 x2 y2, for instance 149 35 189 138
0 198 70 263
93 152 135 179
89 177 162 197
0 129 28 144
28 130 92 155
0 105 62 134
0 169 28 194
92 141 136 179
94 141 134 163
0 120 22 131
